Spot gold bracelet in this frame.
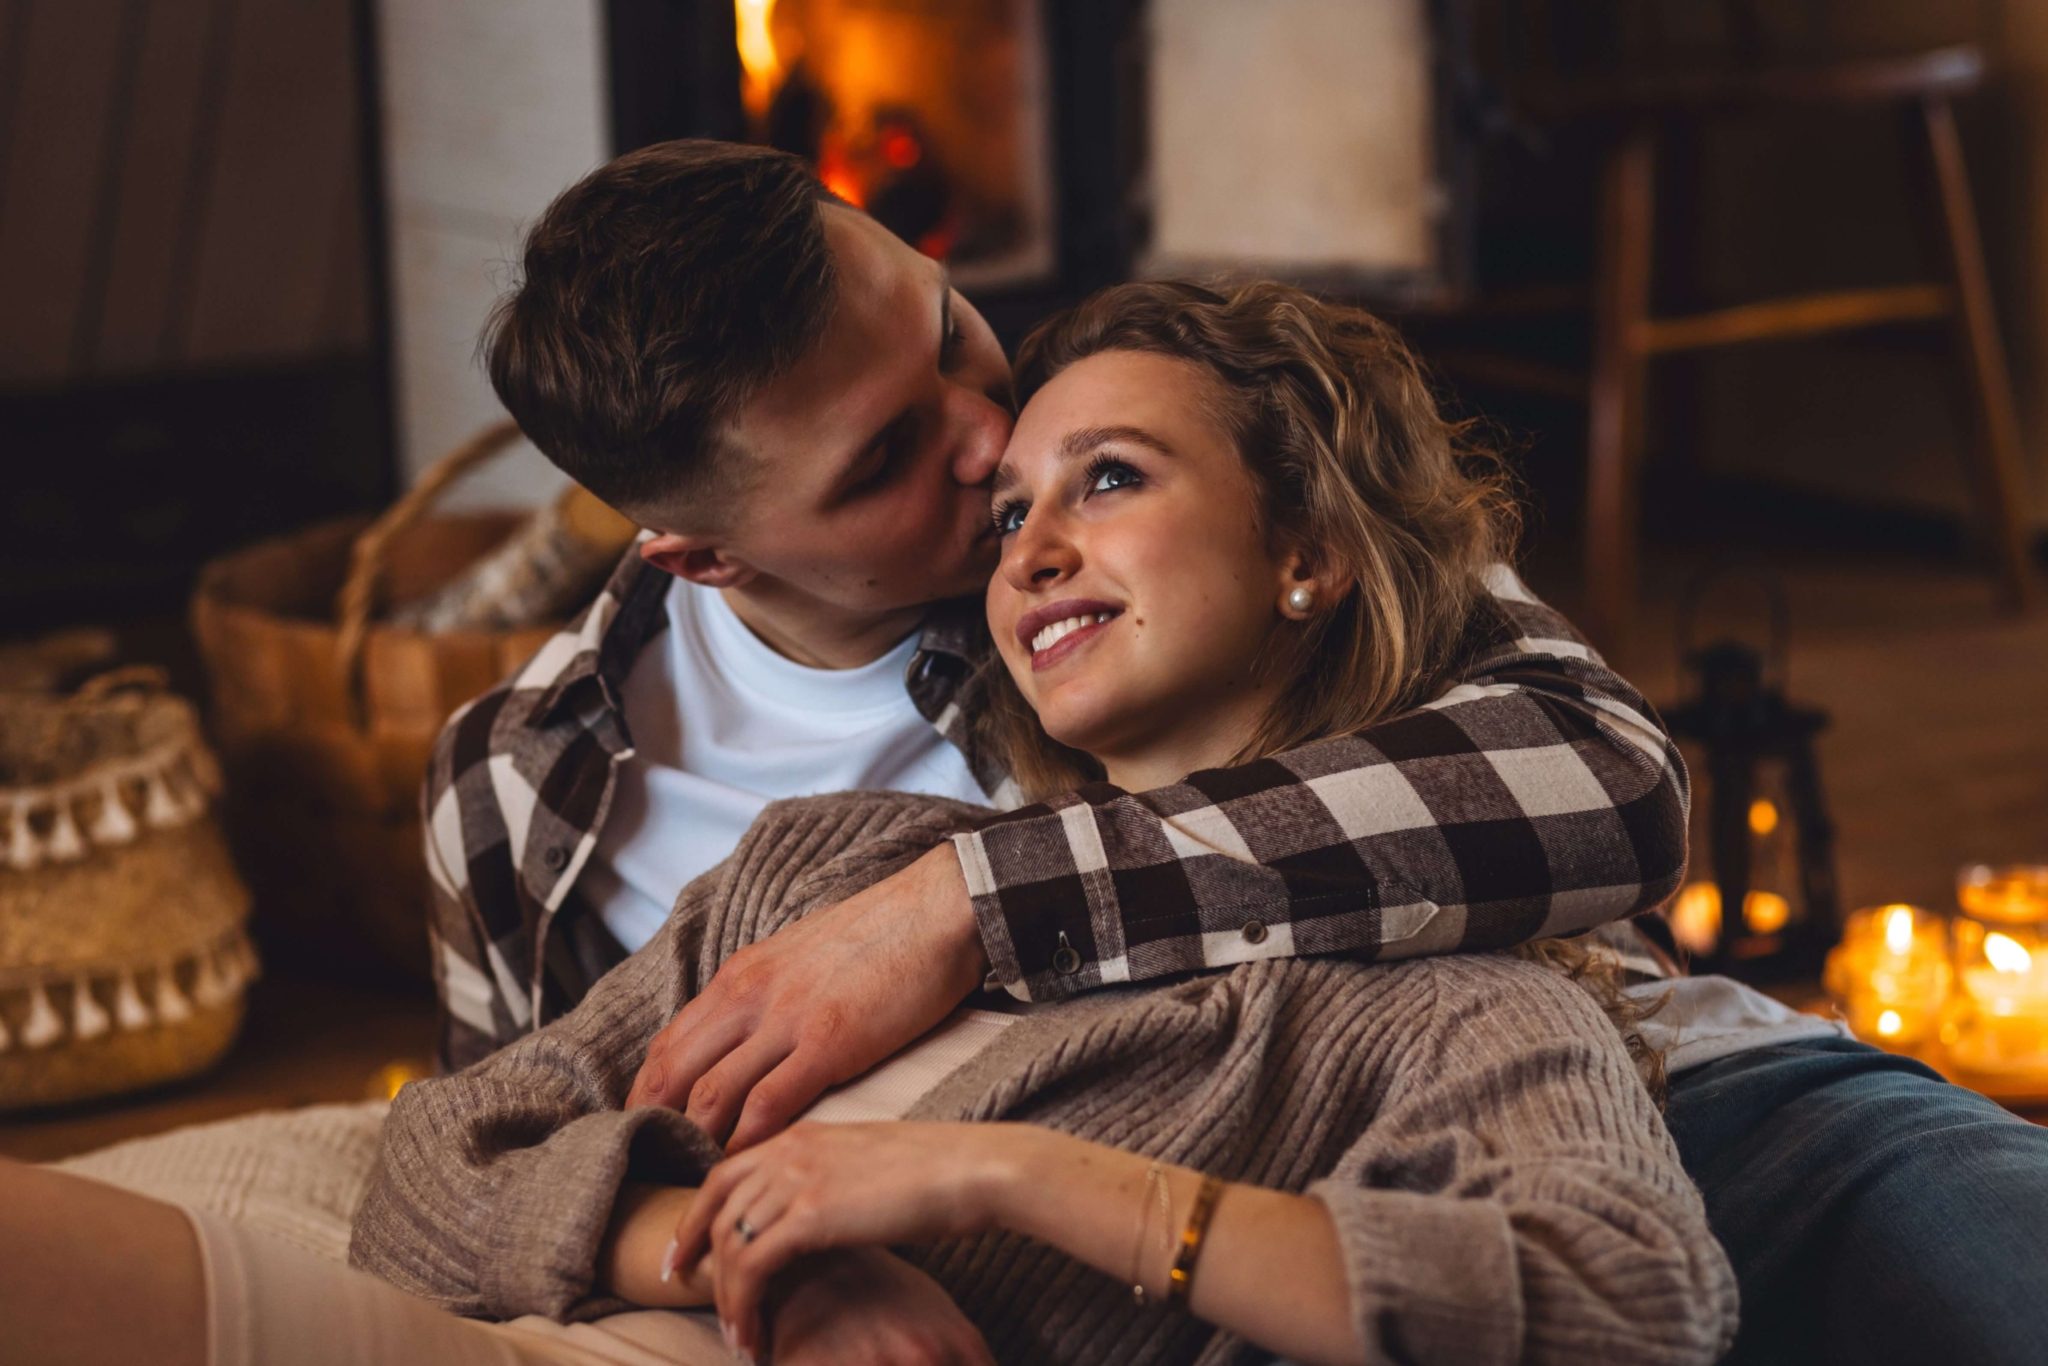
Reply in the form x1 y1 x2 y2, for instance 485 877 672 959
1165 1173 1223 1306
1128 1161 1173 1305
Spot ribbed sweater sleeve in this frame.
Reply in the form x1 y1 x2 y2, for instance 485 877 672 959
349 793 979 1322
348 904 718 1321
1306 957 1737 1366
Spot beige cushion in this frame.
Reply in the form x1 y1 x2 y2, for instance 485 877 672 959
53 1101 389 1264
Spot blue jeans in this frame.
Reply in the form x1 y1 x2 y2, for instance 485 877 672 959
1665 1036 2048 1365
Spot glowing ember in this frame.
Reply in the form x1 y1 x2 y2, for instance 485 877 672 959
735 0 784 120
881 128 922 169
816 145 865 208
1876 1009 1904 1037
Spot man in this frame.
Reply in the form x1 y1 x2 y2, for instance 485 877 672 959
423 140 2048 1364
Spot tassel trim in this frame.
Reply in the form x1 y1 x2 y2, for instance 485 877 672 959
0 931 255 1053
0 736 221 872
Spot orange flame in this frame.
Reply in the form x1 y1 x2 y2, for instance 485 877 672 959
735 0 783 121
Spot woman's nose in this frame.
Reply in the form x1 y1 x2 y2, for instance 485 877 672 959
1000 510 1079 593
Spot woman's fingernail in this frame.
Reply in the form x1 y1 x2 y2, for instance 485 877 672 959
659 1238 679 1283
719 1319 736 1351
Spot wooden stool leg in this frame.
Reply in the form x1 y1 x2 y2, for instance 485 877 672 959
1586 123 1657 654
1921 95 2036 610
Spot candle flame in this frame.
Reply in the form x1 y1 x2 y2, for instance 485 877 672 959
1884 906 1915 957
1984 931 2033 975
1748 799 1779 836
1670 882 1721 954
1876 1009 1904 1037
1742 891 1790 935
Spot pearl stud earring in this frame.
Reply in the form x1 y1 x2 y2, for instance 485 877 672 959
1286 586 1315 614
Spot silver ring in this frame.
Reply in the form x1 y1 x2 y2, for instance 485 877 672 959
734 1216 758 1245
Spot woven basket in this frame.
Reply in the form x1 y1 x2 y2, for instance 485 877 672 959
0 670 256 1113
190 423 562 978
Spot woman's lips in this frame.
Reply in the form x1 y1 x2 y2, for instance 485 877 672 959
1030 611 1120 672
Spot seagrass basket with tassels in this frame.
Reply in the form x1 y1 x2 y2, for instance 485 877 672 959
190 421 631 979
0 668 258 1112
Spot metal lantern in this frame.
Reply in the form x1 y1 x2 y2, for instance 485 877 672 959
1662 575 1840 981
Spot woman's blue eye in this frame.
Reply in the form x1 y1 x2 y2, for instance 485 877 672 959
992 501 1028 535
1088 459 1141 495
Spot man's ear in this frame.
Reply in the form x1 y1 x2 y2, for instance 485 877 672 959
639 533 758 590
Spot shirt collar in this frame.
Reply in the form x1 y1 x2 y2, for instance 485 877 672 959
523 549 992 732
525 545 669 729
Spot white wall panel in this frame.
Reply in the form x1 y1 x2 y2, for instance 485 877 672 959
375 0 608 506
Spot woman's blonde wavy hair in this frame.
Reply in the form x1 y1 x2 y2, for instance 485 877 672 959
978 278 1666 1100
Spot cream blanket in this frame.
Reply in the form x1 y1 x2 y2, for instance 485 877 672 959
54 1101 388 1264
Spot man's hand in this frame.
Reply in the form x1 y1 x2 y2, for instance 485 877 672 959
625 843 988 1151
769 1247 995 1366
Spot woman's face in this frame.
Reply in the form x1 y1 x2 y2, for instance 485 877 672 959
986 350 1303 783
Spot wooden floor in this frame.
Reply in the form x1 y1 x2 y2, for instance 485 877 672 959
3 536 2044 1161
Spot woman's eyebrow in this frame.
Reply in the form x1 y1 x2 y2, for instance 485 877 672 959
991 425 1175 499
1057 424 1177 463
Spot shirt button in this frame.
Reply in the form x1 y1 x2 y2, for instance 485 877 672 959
543 846 569 871
1241 919 1269 945
1051 932 1081 975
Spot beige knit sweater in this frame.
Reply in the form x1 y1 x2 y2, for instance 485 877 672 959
351 793 1736 1366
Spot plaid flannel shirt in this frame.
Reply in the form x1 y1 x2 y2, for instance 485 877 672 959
425 550 1688 1073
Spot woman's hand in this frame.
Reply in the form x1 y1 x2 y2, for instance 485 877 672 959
666 1120 1034 1358
770 1247 995 1366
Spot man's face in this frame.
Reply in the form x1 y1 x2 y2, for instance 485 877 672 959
716 205 1014 615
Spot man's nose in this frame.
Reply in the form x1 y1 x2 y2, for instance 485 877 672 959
948 385 1012 488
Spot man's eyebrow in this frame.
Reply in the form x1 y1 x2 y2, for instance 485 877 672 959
991 424 1176 497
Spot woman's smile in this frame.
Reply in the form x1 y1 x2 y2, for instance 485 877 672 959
1017 598 1124 671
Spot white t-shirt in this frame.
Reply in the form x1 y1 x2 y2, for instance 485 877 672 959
584 577 989 953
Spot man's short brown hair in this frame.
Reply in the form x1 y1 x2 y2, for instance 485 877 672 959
482 140 839 520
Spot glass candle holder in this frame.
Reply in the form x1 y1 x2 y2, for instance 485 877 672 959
1947 866 2048 1079
1823 903 1950 1045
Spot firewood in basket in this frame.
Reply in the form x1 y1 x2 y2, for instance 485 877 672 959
387 487 638 633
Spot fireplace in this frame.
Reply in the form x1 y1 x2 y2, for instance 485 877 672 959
604 0 1473 337
733 0 1057 290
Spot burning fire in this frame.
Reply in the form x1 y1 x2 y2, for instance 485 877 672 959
728 2 956 254
735 0 784 121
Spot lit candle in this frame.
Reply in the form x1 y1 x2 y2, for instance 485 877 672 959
1946 865 2048 1085
1824 904 1948 1046
1962 932 2048 1016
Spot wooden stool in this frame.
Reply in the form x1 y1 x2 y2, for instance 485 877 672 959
1534 45 2035 652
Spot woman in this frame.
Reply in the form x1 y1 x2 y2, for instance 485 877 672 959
0 281 1733 1366
346 279 1732 1366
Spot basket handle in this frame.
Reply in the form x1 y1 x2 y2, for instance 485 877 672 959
333 420 530 705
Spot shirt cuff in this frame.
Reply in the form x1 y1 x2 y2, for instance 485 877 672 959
951 830 1037 1001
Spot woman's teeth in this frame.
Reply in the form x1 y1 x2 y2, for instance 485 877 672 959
1032 612 1115 653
